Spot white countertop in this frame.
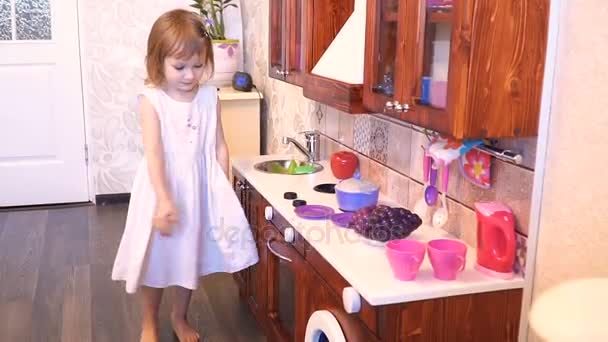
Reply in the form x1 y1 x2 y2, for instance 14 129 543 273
232 154 525 306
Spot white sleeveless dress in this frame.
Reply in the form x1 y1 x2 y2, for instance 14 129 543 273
111 85 259 294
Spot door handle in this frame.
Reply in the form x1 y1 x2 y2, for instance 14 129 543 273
266 238 292 263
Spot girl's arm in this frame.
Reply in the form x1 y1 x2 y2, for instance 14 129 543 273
215 97 230 178
140 96 177 234
140 97 172 202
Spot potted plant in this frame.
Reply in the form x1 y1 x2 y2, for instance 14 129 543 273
190 0 239 85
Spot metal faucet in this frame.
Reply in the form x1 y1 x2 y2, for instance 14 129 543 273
282 130 321 163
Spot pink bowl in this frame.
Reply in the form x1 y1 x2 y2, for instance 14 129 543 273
386 239 426 281
428 239 467 280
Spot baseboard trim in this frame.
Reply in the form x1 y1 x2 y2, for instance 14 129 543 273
95 193 131 205
0 201 92 212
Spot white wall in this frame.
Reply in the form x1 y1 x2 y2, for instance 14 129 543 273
529 0 608 339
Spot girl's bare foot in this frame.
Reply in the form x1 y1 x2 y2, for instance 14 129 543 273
171 314 200 342
140 317 159 342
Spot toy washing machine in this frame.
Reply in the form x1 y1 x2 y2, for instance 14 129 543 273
304 310 346 342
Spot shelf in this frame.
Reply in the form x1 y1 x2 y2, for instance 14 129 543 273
218 86 264 101
303 73 365 114
427 7 453 24
383 11 398 22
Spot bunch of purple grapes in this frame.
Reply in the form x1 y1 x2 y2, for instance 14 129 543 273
348 205 422 242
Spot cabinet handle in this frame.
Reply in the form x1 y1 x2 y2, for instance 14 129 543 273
284 227 295 244
237 180 248 191
266 238 292 263
342 287 362 314
264 206 273 220
391 103 411 113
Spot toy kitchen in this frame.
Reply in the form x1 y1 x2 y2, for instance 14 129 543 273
229 0 550 339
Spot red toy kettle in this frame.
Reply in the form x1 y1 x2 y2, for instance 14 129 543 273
474 202 516 279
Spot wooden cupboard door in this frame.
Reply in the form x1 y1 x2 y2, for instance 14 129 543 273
265 225 307 342
243 189 268 327
363 0 409 114
304 0 355 72
462 0 549 138
269 0 287 81
378 290 522 341
232 175 249 295
269 0 305 86
400 0 472 136
284 0 305 86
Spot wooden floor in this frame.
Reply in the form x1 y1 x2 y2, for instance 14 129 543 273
0 204 266 342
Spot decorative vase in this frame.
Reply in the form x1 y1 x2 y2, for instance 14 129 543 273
209 39 239 86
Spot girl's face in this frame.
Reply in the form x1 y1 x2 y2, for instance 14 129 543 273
163 54 205 93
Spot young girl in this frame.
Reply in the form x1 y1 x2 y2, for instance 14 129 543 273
111 9 259 342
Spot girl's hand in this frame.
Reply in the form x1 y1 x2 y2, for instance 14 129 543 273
153 199 178 236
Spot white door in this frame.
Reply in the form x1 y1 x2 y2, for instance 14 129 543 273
0 0 88 207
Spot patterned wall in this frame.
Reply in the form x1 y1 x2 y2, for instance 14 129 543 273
79 0 318 194
240 0 319 155
79 0 193 195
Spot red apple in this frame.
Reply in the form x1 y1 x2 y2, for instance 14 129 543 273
330 151 359 179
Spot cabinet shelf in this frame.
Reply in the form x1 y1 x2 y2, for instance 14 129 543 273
428 8 453 23
383 11 398 22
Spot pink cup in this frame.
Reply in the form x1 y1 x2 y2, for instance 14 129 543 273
430 80 447 109
386 239 426 281
428 239 467 280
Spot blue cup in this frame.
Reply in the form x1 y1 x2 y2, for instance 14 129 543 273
421 76 432 105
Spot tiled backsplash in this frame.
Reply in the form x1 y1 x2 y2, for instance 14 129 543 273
315 107 535 270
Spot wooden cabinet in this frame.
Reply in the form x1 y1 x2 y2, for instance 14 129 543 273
233 171 524 341
377 290 523 341
269 0 364 114
232 174 267 327
363 0 405 115
363 0 549 139
232 174 249 294
269 0 305 86
264 223 308 342
301 0 365 113
247 188 270 328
